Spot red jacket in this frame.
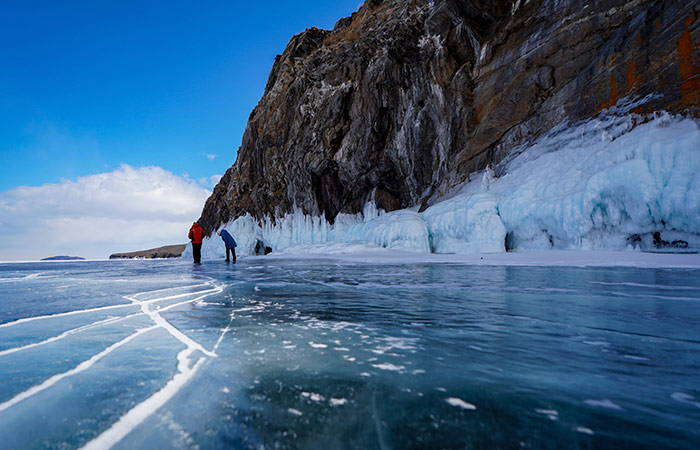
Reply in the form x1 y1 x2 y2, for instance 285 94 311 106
188 224 205 244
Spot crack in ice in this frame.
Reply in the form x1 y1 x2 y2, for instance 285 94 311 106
0 284 221 358
0 303 136 329
80 347 207 450
0 281 226 432
81 282 232 450
0 325 158 413
0 312 143 357
0 292 219 358
0 283 213 329
122 285 223 358
213 310 236 352
127 283 210 299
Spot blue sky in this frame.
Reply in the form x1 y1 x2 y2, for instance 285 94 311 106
0 0 361 192
0 1 362 260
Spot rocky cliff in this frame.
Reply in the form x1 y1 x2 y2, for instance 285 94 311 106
199 0 700 234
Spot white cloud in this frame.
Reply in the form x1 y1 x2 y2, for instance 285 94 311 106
199 174 223 189
210 174 223 185
204 153 217 161
0 164 211 261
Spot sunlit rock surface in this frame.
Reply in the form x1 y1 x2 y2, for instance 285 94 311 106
198 0 700 251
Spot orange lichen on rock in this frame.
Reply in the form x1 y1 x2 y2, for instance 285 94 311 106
609 74 619 106
627 60 639 92
679 12 700 106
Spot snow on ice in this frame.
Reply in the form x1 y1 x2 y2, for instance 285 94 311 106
188 111 700 260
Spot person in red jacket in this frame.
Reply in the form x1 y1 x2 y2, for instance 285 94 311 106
188 222 205 264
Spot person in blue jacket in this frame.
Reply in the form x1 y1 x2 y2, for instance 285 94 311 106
217 228 237 262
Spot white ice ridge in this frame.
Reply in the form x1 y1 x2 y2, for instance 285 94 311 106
189 112 700 260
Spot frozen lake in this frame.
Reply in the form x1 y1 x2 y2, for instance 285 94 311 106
1 258 699 449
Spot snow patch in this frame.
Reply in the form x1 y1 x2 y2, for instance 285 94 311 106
301 392 325 402
330 398 348 407
535 409 559 421
446 397 477 410
309 342 328 349
371 363 405 371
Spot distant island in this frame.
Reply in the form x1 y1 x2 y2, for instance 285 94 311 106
41 256 86 261
110 244 186 260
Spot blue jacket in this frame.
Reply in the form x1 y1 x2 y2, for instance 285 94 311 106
220 229 237 249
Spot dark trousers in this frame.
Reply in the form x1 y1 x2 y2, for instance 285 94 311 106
226 247 236 262
192 243 202 264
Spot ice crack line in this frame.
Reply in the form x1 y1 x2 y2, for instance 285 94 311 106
0 286 219 358
213 310 236 352
132 287 220 304
122 283 225 358
0 325 158 413
0 279 229 450
80 347 206 450
0 283 210 329
0 303 136 329
0 312 143 357
127 283 210 299
82 283 232 450
0 282 223 412
0 291 215 359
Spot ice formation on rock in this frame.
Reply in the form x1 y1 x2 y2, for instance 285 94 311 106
186 113 700 260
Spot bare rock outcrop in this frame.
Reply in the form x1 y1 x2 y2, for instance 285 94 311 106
109 244 187 260
199 0 700 234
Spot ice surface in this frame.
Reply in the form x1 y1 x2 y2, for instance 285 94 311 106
0 266 226 448
190 113 700 260
2 258 700 448
671 392 700 409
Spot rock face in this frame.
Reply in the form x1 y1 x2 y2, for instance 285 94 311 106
199 0 700 234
